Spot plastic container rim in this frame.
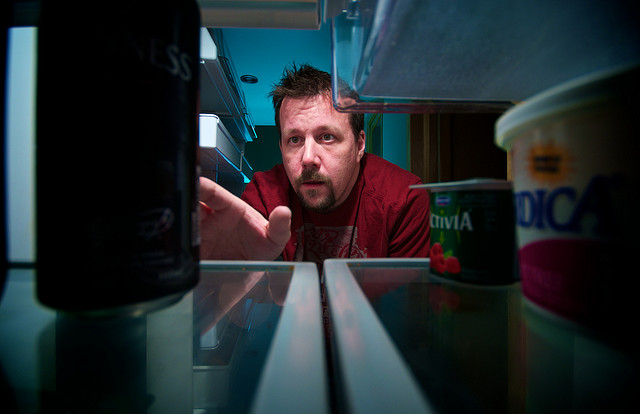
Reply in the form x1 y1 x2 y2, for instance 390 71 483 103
410 178 512 192
495 63 640 151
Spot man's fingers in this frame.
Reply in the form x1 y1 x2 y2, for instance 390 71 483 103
199 175 290 260
199 176 236 211
267 206 292 247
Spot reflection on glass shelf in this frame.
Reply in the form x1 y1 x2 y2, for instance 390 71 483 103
352 265 518 412
0 262 326 414
193 266 292 413
325 258 639 414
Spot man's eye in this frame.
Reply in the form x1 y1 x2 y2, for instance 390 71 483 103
321 134 335 142
289 136 301 144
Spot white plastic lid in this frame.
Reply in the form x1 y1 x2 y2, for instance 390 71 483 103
495 64 640 150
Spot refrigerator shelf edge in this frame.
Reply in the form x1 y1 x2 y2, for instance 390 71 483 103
323 258 435 414
250 261 329 414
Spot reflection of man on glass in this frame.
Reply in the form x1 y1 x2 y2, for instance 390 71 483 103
199 64 430 268
194 271 290 337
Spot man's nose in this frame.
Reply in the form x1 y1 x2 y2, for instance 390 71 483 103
301 139 320 168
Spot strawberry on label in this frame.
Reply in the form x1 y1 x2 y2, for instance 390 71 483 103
445 256 461 274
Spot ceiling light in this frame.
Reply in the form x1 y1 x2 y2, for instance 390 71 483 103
240 74 258 84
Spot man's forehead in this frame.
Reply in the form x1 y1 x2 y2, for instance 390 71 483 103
280 94 348 125
281 93 331 111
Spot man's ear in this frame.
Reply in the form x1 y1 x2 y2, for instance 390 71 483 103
357 130 366 161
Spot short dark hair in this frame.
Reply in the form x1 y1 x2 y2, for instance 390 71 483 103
269 63 364 142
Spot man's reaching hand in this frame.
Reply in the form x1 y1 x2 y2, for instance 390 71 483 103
198 177 291 261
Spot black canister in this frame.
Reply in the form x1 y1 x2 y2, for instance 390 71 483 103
36 0 200 315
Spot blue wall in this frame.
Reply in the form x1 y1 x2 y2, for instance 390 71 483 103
381 113 409 171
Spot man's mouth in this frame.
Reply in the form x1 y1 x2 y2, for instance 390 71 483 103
295 171 330 190
294 171 337 212
302 180 325 187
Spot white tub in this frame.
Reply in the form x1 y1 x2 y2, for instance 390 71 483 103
495 65 640 332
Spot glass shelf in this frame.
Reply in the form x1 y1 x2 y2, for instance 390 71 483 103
0 262 326 414
3 258 636 413
323 258 639 414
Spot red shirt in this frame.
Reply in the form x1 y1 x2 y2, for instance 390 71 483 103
241 153 430 267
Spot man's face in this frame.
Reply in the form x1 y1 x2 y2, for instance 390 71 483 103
279 94 365 213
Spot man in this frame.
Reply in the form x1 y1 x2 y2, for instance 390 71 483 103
199 64 430 266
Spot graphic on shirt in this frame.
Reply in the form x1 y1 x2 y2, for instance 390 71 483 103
295 224 367 265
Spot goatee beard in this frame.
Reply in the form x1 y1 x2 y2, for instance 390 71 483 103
295 170 336 213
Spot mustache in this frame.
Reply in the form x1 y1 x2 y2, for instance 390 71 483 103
294 170 330 188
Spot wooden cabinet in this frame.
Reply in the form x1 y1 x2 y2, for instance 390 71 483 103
409 113 508 183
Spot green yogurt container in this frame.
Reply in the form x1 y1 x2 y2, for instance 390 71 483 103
413 179 516 285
